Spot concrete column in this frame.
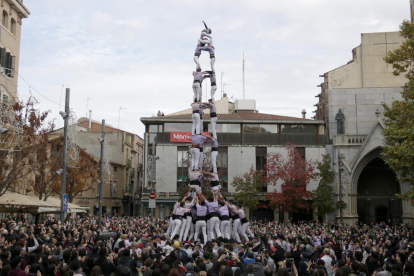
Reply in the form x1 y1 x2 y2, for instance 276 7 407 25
274 209 279 222
284 212 289 222
245 207 250 220
155 205 160 218
313 207 318 221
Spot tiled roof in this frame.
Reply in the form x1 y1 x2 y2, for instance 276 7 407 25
156 112 310 121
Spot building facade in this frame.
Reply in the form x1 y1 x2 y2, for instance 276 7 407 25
140 96 327 220
314 32 414 224
0 0 30 104
52 117 144 216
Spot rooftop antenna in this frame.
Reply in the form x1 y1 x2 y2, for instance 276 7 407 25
86 97 93 117
118 107 126 129
221 72 225 98
223 83 231 96
243 52 245 99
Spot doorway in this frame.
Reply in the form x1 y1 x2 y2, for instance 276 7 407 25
375 206 388 222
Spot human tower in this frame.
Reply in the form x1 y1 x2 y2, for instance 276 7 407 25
165 22 254 245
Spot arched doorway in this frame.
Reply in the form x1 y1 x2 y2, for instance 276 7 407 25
356 157 402 223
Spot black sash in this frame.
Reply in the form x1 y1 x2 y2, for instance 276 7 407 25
210 112 217 117
211 181 219 187
241 217 248 224
190 180 200 185
220 215 230 221
211 147 218 151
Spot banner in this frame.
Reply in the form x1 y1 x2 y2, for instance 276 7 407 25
170 132 209 142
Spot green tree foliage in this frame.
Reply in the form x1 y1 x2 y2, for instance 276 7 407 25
383 16 414 202
311 154 335 219
231 166 265 212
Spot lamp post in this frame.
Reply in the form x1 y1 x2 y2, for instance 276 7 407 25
338 147 343 223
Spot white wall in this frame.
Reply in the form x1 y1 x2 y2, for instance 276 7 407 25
228 147 255 193
306 147 326 191
155 146 177 192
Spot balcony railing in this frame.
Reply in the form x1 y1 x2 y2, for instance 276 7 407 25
334 135 367 146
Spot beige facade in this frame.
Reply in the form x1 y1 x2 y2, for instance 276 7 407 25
0 0 30 103
314 31 414 224
51 118 144 216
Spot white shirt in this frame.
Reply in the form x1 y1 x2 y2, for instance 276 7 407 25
321 255 332 273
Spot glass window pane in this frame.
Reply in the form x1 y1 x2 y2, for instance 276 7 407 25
159 125 163 132
221 124 240 133
260 124 278 133
165 123 192 132
208 123 222 133
149 134 156 143
177 151 183 167
281 124 317 134
243 124 260 133
149 125 158 132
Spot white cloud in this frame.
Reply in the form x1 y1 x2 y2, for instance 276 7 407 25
18 0 410 136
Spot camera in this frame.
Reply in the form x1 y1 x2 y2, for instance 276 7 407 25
136 261 141 268
286 258 293 264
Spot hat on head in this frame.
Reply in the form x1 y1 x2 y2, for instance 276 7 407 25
174 241 180 249
142 234 148 238
156 238 161 241
138 243 144 248
270 246 276 253
186 263 194 271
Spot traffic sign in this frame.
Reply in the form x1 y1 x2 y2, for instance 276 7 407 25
63 194 69 213
149 199 156 209
149 193 156 199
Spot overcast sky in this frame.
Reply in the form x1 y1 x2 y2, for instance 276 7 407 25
19 0 409 137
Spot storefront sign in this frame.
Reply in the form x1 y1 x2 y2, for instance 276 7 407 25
256 204 269 209
170 132 209 142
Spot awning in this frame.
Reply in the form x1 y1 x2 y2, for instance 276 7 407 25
34 197 87 214
0 192 54 214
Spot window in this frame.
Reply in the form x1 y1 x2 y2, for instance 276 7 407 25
281 125 317 134
114 167 118 172
1 50 15 78
112 181 117 197
208 124 240 133
125 134 132 145
243 124 278 133
165 123 192 132
217 148 229 191
2 94 8 106
10 19 15 35
2 11 7 28
177 146 189 191
256 147 267 192
296 147 305 159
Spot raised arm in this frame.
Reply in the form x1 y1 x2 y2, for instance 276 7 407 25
203 21 208 30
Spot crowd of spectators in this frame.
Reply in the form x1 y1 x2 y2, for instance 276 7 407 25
0 215 413 276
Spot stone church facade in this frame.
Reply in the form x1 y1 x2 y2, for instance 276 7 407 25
314 31 414 224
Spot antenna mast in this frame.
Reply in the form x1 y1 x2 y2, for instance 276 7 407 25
243 52 245 99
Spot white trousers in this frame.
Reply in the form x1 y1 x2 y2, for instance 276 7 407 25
206 219 211 241
166 217 173 236
170 219 182 239
191 148 200 170
182 216 192 241
189 184 201 193
195 220 207 244
212 185 221 192
211 150 218 173
232 218 241 242
192 113 200 135
200 118 203 134
210 117 217 139
220 220 231 239
240 222 250 241
210 57 215 72
188 223 195 241
194 56 200 69
192 83 201 102
209 217 222 240
211 86 217 103
198 149 204 170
